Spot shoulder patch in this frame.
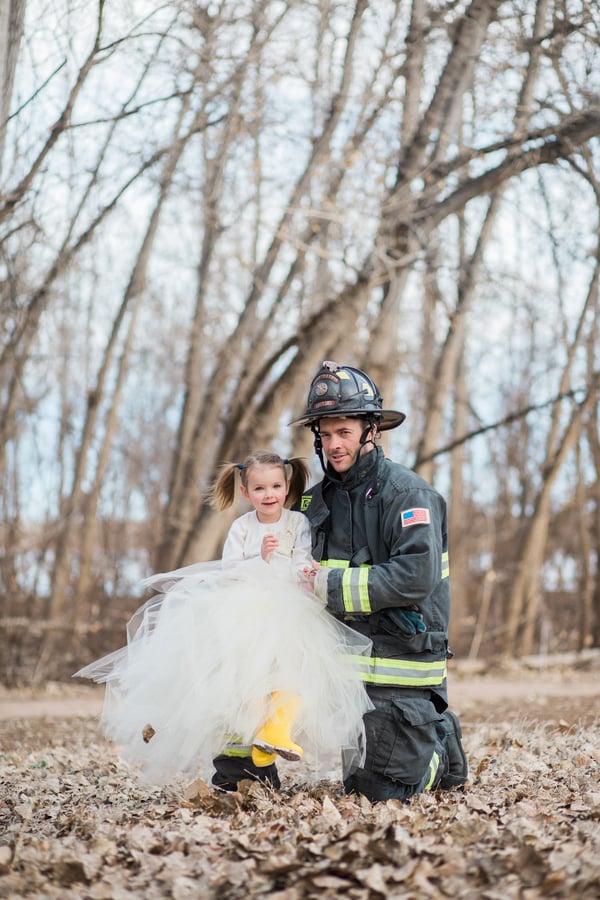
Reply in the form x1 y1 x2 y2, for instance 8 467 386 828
401 508 430 527
300 495 312 511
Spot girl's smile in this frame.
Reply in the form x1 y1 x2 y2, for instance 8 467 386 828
240 463 290 523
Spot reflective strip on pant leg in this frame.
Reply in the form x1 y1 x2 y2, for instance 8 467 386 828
425 750 440 791
222 735 252 758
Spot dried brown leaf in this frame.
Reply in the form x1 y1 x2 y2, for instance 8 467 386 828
183 778 212 804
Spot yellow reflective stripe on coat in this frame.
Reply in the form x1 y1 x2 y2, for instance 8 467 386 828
349 655 447 687
442 551 449 579
342 567 371 614
320 559 371 613
321 550 450 615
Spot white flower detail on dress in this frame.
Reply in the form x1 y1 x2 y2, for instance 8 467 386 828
272 526 296 557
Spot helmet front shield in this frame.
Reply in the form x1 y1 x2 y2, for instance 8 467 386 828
290 360 405 431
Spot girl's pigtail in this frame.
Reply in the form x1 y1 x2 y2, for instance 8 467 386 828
209 463 239 511
285 457 310 508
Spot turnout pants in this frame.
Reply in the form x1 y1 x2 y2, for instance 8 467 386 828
342 686 450 802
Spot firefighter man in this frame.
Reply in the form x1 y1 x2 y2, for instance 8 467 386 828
291 360 468 801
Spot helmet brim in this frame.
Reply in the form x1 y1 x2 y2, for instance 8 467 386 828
289 408 406 430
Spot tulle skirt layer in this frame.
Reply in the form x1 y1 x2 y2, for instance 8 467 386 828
75 561 373 785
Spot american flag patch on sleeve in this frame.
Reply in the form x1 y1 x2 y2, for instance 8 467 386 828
401 508 431 527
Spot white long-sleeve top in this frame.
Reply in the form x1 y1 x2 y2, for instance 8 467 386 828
221 507 314 575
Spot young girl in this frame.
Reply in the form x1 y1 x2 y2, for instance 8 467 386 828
75 450 372 786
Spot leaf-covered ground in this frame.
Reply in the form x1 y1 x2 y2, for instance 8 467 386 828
1 667 599 899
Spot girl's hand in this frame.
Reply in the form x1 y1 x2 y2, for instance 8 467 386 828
261 534 279 561
299 563 318 592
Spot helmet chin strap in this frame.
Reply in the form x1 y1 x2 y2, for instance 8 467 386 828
311 424 327 474
359 417 377 449
358 416 382 460
312 417 378 475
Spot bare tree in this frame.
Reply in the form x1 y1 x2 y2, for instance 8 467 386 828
2 0 600 679
504 242 600 656
0 0 25 175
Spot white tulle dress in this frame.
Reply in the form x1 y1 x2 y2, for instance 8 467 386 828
75 508 373 786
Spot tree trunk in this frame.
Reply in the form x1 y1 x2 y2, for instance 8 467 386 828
156 0 371 570
448 335 469 653
0 0 25 176
34 90 200 679
505 392 593 656
575 442 593 651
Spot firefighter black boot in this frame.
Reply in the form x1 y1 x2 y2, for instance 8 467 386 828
211 753 281 792
437 710 468 789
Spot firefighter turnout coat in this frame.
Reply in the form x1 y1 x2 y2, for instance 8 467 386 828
297 445 451 709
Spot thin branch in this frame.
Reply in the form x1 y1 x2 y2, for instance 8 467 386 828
411 108 600 229
0 6 105 224
416 376 600 465
5 59 67 122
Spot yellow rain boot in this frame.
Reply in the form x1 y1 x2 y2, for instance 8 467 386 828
253 691 304 762
251 745 278 767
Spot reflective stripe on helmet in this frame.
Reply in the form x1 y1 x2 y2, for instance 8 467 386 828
348 655 448 687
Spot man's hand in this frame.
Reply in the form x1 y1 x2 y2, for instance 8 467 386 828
386 608 426 635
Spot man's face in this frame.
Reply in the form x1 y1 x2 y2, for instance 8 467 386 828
318 417 374 474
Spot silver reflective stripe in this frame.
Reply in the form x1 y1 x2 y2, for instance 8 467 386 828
349 655 448 686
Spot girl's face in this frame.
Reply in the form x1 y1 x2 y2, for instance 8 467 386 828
240 463 289 523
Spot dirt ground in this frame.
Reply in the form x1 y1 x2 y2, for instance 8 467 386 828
1 656 599 899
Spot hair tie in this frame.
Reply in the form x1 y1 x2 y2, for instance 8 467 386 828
237 463 244 470
283 458 289 465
